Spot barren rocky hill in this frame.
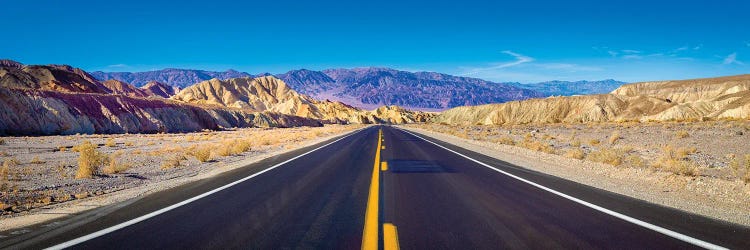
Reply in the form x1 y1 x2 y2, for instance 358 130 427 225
1 60 111 94
510 79 626 96
101 79 150 98
140 81 179 98
0 62 323 135
277 67 543 111
433 74 750 125
90 68 252 88
172 75 434 124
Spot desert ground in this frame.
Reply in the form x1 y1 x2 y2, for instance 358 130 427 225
0 125 364 224
403 119 750 226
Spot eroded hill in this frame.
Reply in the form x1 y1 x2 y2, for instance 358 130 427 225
171 76 434 124
434 74 750 125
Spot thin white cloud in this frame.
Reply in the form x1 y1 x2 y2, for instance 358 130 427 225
497 50 534 68
621 49 642 54
722 52 743 65
622 54 643 60
106 64 129 68
693 45 702 50
675 46 688 52
463 51 534 75
607 51 618 57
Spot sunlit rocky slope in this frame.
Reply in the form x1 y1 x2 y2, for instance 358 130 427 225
0 60 430 135
172 76 433 124
434 74 750 125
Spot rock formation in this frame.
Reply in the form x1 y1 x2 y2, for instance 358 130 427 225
433 75 750 125
172 76 434 124
141 81 180 98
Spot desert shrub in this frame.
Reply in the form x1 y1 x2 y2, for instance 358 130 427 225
105 138 117 147
1 158 17 181
73 141 109 179
124 141 135 147
589 139 601 146
59 146 67 152
495 136 515 145
625 155 646 168
651 145 698 176
103 151 131 174
570 140 581 147
30 156 45 164
231 140 252 154
188 145 212 162
161 154 187 169
215 143 233 157
520 139 555 154
675 130 690 139
564 148 585 159
586 148 622 166
0 138 5 145
608 131 621 144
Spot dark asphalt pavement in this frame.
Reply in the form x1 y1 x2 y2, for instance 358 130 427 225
1 125 748 249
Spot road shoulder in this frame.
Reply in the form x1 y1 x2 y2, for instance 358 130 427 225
398 126 750 227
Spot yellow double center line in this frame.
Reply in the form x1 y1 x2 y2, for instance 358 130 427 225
362 128 399 250
362 129 382 250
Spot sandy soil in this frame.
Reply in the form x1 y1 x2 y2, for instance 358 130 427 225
402 121 750 226
0 125 365 231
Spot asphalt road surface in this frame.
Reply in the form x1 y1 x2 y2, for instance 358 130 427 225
1 125 748 249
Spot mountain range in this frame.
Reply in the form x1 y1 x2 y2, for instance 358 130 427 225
90 69 252 88
92 67 627 111
0 60 430 135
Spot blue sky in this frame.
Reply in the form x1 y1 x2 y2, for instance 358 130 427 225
3 0 749 83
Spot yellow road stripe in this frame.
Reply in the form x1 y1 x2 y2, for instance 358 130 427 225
362 129 382 250
383 223 400 250
381 161 388 171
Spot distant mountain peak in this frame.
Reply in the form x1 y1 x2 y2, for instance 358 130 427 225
0 59 23 68
90 68 253 88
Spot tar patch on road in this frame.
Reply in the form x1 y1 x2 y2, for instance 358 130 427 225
387 160 453 173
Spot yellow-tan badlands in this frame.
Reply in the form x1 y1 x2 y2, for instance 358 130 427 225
172 76 433 124
434 74 750 125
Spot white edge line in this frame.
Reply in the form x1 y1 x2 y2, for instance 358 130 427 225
45 127 368 250
396 127 727 250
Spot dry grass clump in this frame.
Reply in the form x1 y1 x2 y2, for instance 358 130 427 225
651 145 698 176
124 141 135 147
589 139 601 146
103 151 131 174
213 139 253 157
624 155 646 168
520 138 555 154
1 158 18 181
161 154 187 169
29 156 45 164
675 130 690 139
187 145 212 162
494 136 515 145
72 141 109 179
570 140 581 147
0 138 5 145
729 154 750 183
586 148 623 166
105 138 117 147
564 148 585 159
608 131 621 144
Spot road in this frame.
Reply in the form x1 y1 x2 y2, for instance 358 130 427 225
1 125 748 249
